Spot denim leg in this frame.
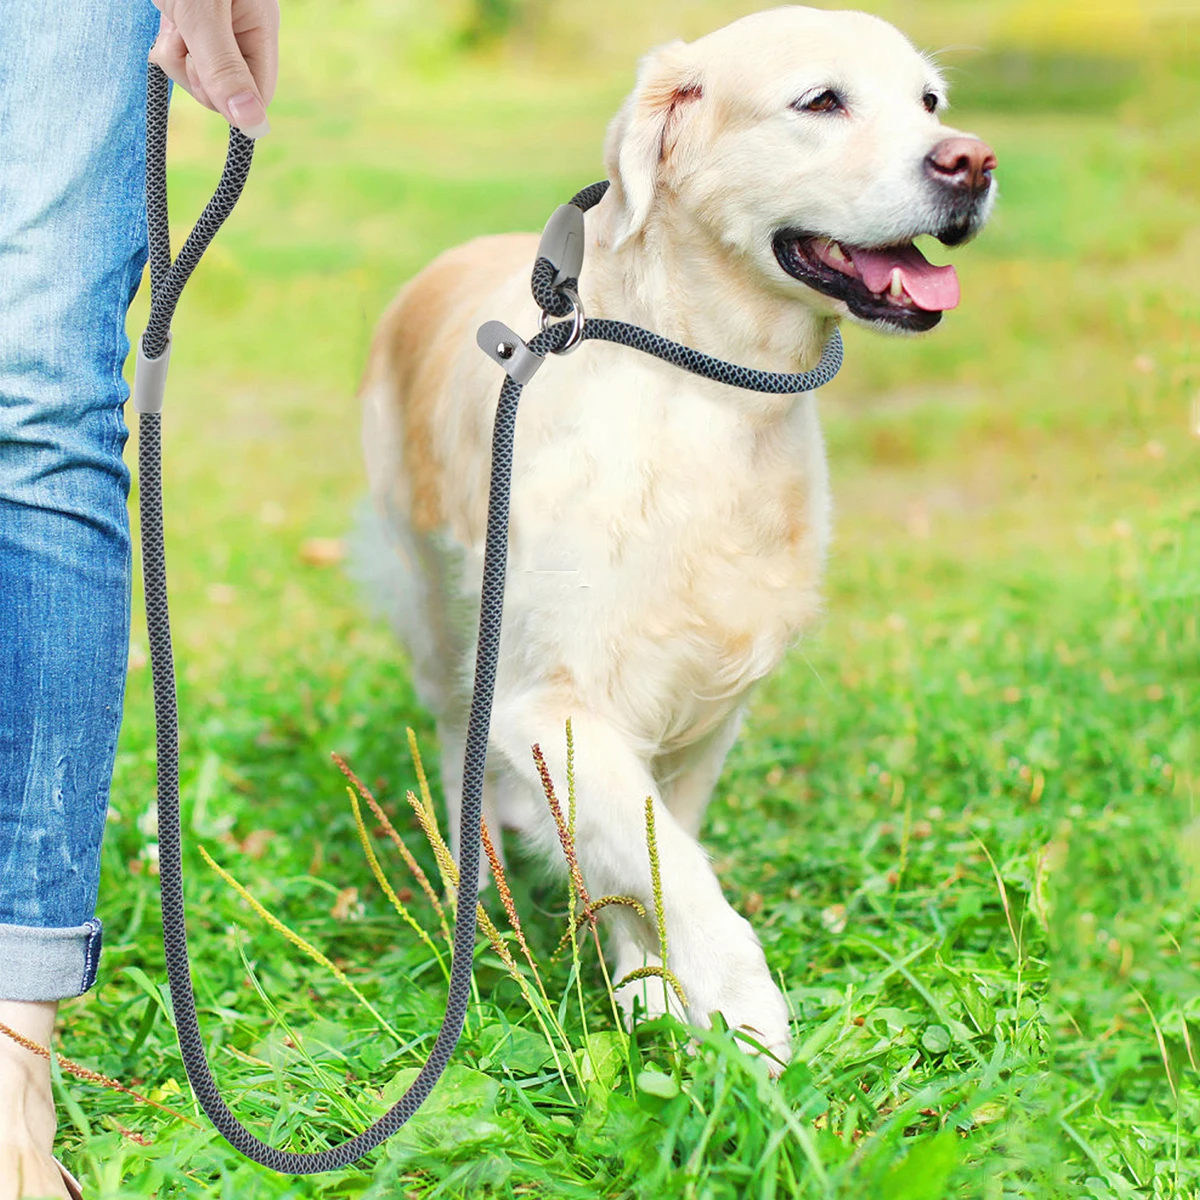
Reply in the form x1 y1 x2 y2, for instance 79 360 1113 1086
0 0 161 1001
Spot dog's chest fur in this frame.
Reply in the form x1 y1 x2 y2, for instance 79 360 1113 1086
479 353 831 749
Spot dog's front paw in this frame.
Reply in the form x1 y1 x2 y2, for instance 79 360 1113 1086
678 919 793 1073
701 984 792 1074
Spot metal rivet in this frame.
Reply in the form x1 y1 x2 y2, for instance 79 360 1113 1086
496 342 514 359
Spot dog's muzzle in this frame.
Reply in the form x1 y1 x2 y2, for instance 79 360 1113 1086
925 136 997 246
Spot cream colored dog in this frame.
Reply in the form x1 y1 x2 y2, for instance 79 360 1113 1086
360 6 995 1065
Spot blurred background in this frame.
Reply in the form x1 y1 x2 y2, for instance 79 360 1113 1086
85 1 1200 1193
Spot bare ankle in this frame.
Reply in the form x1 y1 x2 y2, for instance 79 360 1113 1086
0 1000 60 1151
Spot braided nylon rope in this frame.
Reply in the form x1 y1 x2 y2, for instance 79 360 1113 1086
137 71 842 1167
531 256 576 317
145 67 172 302
569 180 612 211
582 319 843 392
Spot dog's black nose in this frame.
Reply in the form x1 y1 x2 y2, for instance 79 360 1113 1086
925 137 997 194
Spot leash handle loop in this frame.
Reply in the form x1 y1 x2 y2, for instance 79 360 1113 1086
141 64 255 361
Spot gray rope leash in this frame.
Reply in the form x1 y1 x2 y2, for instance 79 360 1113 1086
134 67 842 1176
136 63 483 1175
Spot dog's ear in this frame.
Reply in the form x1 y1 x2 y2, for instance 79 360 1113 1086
603 41 704 249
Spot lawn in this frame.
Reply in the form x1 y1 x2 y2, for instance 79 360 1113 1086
50 2 1199 1197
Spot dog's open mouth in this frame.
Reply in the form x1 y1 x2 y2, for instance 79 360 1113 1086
773 233 960 332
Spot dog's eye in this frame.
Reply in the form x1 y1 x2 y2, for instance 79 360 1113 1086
796 89 844 115
923 92 940 113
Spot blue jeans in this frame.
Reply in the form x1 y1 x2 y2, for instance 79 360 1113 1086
0 0 160 1001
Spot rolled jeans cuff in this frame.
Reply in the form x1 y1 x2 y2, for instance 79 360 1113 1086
0 919 103 1001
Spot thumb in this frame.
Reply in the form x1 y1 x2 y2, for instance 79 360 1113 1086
174 8 270 137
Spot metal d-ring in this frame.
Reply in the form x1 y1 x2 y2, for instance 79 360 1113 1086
538 285 586 354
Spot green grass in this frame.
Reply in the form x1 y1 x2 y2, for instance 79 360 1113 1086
45 2 1199 1196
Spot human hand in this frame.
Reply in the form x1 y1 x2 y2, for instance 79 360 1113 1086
149 0 280 138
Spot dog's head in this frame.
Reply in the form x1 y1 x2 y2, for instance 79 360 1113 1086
603 6 996 334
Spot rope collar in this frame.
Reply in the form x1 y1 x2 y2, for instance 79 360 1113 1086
481 180 844 393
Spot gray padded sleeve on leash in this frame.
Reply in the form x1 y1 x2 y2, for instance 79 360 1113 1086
132 333 172 414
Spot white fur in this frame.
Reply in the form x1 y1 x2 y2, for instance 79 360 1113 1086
360 6 994 1067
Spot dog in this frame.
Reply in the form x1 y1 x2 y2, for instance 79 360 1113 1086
359 5 995 1066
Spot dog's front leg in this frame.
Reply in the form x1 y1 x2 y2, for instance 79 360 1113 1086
489 697 792 1068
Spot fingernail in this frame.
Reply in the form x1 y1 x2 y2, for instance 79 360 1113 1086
227 91 270 138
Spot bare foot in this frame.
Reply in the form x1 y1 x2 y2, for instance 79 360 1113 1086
0 1001 73 1200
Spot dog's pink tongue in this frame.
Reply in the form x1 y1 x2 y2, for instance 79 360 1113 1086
851 243 960 311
